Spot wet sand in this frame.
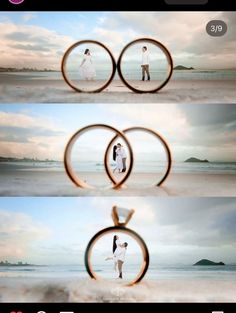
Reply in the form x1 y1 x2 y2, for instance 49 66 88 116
0 73 236 103
0 166 235 196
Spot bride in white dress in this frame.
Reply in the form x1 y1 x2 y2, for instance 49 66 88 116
105 235 122 271
80 49 96 80
112 145 123 173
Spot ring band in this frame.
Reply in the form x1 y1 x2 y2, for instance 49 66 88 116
105 126 172 187
64 124 134 189
85 226 149 286
61 40 116 93
117 38 173 93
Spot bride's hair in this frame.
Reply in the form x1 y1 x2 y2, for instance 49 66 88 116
84 49 90 55
113 235 118 253
113 145 117 161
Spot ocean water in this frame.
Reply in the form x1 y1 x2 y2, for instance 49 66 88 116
2 69 236 81
1 160 236 174
1 264 236 281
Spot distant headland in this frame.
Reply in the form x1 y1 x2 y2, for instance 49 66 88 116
0 260 35 267
185 157 209 163
193 259 225 266
0 156 57 163
0 67 58 73
174 65 195 70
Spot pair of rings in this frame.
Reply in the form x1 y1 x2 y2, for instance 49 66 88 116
64 124 172 189
61 38 173 93
85 206 149 286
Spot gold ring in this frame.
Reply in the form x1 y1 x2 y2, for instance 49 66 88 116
85 206 149 286
105 126 172 187
117 38 173 93
61 40 116 93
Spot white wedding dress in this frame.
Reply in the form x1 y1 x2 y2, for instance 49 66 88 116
113 239 122 261
116 148 123 172
80 55 96 80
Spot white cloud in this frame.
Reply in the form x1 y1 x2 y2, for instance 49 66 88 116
0 112 56 130
104 103 236 162
89 197 156 226
98 12 236 69
0 135 67 160
0 210 51 260
21 13 37 23
0 21 74 69
105 103 189 142
0 112 68 160
0 12 235 70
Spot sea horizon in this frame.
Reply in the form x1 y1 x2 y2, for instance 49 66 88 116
1 263 236 281
1 68 236 81
1 159 236 174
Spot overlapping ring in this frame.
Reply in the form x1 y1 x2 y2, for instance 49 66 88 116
61 38 173 93
64 124 172 189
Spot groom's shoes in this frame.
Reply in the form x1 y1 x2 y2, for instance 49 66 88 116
148 76 150 81
142 76 145 81
119 273 123 279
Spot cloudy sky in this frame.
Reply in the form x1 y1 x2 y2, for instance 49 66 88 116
0 12 236 69
0 103 236 162
1 197 236 265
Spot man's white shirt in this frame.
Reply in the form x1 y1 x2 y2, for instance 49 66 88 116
142 51 149 65
120 147 127 158
116 247 127 262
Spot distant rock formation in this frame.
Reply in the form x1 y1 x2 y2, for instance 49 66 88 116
193 259 225 266
0 260 35 267
174 65 195 70
0 156 56 163
185 157 209 163
0 67 57 72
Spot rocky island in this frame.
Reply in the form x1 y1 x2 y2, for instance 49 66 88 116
185 157 209 163
174 65 195 70
193 259 225 266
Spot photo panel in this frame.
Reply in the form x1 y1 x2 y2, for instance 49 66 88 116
0 197 236 302
0 103 235 197
0 11 235 103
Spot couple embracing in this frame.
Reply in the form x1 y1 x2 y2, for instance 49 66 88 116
113 143 127 173
106 235 128 279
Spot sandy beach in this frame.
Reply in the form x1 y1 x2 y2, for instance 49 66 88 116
0 165 235 196
0 73 236 103
1 277 236 302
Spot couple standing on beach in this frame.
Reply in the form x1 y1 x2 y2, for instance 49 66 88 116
79 46 151 81
106 235 128 279
113 143 127 173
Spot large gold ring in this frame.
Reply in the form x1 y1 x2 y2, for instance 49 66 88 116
85 206 149 286
61 40 116 93
117 38 173 93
